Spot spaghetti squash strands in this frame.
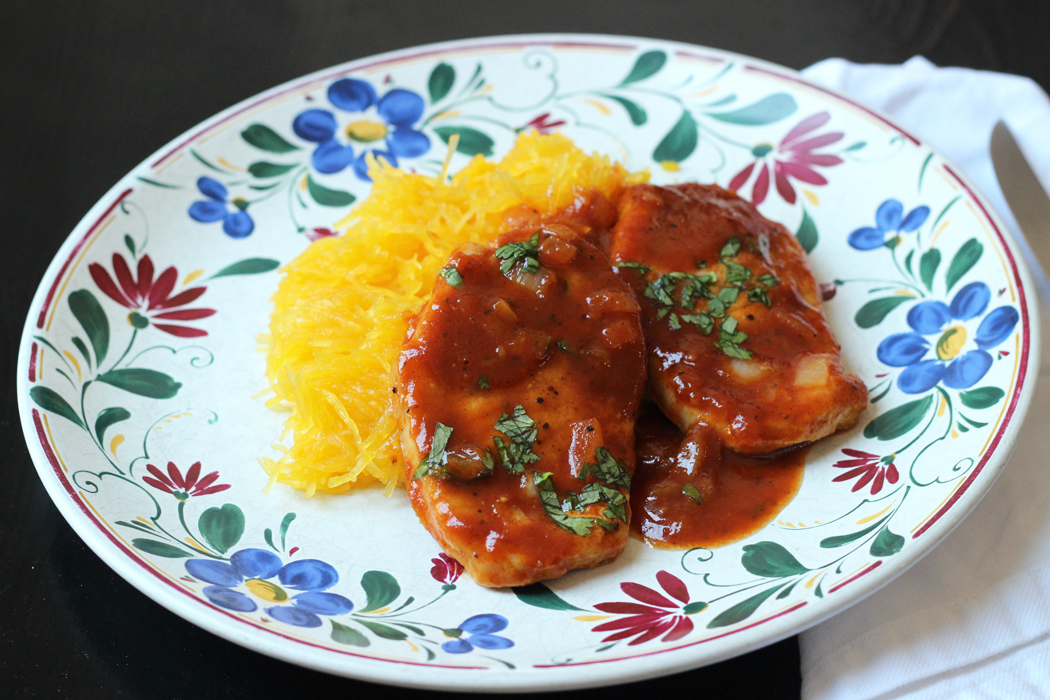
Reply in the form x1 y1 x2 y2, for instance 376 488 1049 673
265 133 646 495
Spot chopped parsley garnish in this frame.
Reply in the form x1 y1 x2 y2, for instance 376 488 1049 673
720 236 742 257
715 316 752 359
413 422 453 479
577 446 631 490
495 232 541 275
562 481 625 513
493 405 541 474
534 471 594 536
477 375 490 390
681 483 705 504
615 261 650 275
438 265 463 287
618 235 782 360
680 311 714 335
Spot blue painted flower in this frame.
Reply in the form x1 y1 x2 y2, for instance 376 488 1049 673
877 281 1019 394
848 199 930 250
440 614 514 654
185 548 352 627
292 78 430 181
188 177 255 238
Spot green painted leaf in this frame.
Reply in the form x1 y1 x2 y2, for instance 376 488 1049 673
69 289 109 365
97 368 181 399
331 620 370 647
242 124 300 153
71 337 92 369
945 238 982 291
919 249 941 291
279 512 296 550
433 126 495 157
707 583 787 628
248 161 297 178
359 571 401 612
707 93 797 126
30 386 84 428
601 94 647 125
392 622 425 636
796 209 818 254
211 258 280 278
357 619 407 640
959 386 1005 409
855 296 911 329
619 50 666 85
844 141 866 152
198 504 245 554
428 62 455 103
132 538 191 558
263 527 276 550
94 407 130 444
307 175 355 207
124 234 136 256
820 517 887 548
741 542 809 577
870 525 905 557
864 395 934 441
512 582 585 611
653 112 698 163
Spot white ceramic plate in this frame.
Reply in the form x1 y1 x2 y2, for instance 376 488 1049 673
17 35 1039 692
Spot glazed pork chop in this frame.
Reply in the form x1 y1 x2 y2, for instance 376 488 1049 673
396 224 647 588
609 183 867 456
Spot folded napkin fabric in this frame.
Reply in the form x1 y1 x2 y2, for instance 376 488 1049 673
798 57 1050 700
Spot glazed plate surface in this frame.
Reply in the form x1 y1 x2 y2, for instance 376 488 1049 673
17 35 1039 691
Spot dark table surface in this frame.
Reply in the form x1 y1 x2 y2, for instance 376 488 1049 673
3 1 1048 698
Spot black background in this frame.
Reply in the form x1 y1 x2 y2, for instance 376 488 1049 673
3 1 1048 698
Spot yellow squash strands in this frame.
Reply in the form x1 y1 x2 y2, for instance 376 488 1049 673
263 132 647 496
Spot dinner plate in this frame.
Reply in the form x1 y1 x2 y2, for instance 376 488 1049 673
17 34 1039 691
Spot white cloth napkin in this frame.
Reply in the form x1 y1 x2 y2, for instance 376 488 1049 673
797 56 1050 700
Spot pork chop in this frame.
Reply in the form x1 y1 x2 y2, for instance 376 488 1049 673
609 183 867 455
396 223 647 587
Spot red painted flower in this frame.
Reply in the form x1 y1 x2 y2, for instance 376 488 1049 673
89 253 216 337
832 449 899 495
306 227 337 242
430 553 464 589
520 112 566 134
143 461 230 501
592 571 706 646
729 111 843 206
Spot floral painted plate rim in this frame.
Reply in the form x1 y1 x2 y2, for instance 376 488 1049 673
16 34 1040 692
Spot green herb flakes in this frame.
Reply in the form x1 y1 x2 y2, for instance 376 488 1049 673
477 375 490 390
534 472 593 536
493 405 541 474
438 265 463 287
615 262 650 275
577 446 632 489
720 236 742 258
495 232 540 275
681 483 704 504
413 422 454 479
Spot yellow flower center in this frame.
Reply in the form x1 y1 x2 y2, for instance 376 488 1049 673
936 325 967 360
346 120 387 143
245 578 289 603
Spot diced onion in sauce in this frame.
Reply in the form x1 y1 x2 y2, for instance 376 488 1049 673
795 355 831 387
729 358 769 381
538 232 578 264
587 289 641 313
509 265 557 295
